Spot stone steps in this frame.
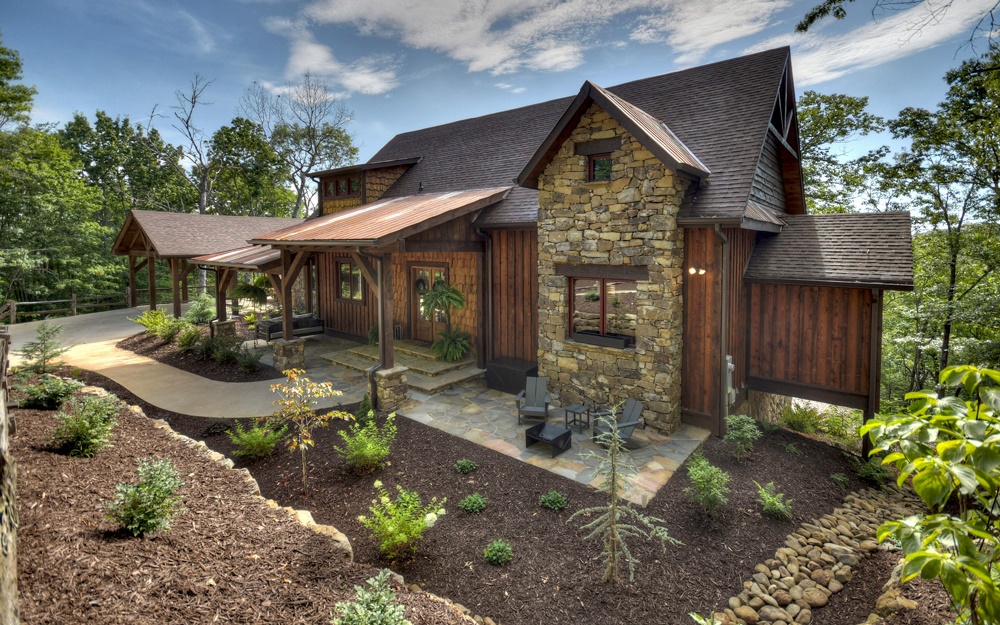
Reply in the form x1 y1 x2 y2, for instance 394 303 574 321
323 340 484 395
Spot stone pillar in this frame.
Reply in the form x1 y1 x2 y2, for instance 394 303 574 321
375 366 409 412
741 390 790 424
272 338 305 373
212 319 237 338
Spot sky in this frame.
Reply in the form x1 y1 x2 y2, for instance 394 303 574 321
4 0 998 162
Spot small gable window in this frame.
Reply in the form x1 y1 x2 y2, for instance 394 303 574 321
588 154 612 182
325 176 362 198
337 261 364 302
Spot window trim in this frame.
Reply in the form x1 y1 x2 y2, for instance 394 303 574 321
568 277 637 349
325 176 362 198
588 153 612 182
335 260 366 304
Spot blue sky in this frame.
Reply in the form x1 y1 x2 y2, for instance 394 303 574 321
5 0 997 162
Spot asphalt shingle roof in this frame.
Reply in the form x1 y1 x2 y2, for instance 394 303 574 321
744 212 914 290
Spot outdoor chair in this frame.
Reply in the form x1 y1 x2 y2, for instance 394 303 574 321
515 376 550 424
592 398 645 445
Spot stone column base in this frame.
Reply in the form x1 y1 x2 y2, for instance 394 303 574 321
212 319 237 337
741 390 790 424
375 366 409 412
272 338 305 372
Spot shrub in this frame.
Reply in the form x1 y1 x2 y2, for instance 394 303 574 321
335 413 397 474
368 325 379 346
16 321 69 373
356 394 374 426
176 326 202 353
459 493 487 514
483 539 513 566
243 311 258 327
583 290 600 302
683 452 730 513
106 458 185 536
454 458 478 474
133 309 167 332
18 375 82 410
755 481 793 519
211 336 240 364
784 443 804 456
226 421 286 460
830 472 850 490
849 452 893 486
51 394 120 457
234 345 264 373
819 405 863 444
723 414 761 460
781 403 823 433
184 294 216 325
153 316 189 343
331 569 411 625
432 326 471 362
358 480 445 561
539 490 568 511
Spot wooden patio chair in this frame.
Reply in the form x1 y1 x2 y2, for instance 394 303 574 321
515 376 550 424
592 398 645 445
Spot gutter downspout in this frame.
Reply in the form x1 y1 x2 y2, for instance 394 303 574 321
713 225 730 436
475 227 493 364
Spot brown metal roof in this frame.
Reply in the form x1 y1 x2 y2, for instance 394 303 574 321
251 187 511 247
744 212 914 290
192 245 281 270
112 210 303 259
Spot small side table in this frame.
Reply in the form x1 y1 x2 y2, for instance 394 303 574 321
564 404 590 432
525 422 572 457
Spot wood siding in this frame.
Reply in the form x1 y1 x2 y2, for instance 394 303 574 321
317 251 378 338
392 252 481 350
489 229 538 363
748 283 873 397
681 227 722 420
750 132 787 214
727 228 754 392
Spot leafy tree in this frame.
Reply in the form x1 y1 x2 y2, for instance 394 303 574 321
208 117 296 217
0 33 35 131
16 320 68 373
863 365 1000 625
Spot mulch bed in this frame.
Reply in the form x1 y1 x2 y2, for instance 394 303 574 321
64 369 955 625
115 323 281 383
13 377 468 625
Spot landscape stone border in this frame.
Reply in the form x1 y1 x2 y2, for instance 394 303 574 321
708 485 926 625
90 388 490 625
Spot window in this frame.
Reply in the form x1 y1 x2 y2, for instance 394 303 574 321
570 278 637 347
588 154 612 182
337 261 364 302
325 176 361 197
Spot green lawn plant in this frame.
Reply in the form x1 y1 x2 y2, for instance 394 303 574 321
263 369 350 491
233 344 265 373
483 539 513 566
683 452 730 514
755 481 793 519
539 490 568 511
570 412 681 584
420 280 470 362
334 412 398 474
331 569 411 625
723 414 761 460
132 309 167 332
17 320 68 373
862 365 1000 625
459 493 487 514
18 375 82 409
184 293 215 325
356 393 374 426
358 480 445 561
226 421 287 460
176 326 202 353
785 443 804 456
106 457 185 537
830 472 850 490
454 458 478 474
51 394 120 457
781 402 823 434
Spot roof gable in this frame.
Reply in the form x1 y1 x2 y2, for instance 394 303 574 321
516 81 710 189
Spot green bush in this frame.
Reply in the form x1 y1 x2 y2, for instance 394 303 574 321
781 403 823 434
784 442 803 456
723 414 761 460
454 458 478 474
226 421 286 460
335 413 397 473
368 325 379 346
358 480 445 561
16 321 69 373
849 452 893 486
583 290 600 302
154 316 189 343
830 472 850 490
683 452 730 513
184 294 216 325
234 345 264 373
193 335 240 363
331 569 411 625
133 309 167 332
755 481 793 519
539 490 568 511
176 326 202 354
432 326 471 362
51 395 120 457
356 394 374 426
18 375 82 410
483 539 513 566
106 458 185 537
459 493 487 514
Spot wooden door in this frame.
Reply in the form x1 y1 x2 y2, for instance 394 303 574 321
411 265 448 342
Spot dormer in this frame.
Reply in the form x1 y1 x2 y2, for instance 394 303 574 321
308 156 421 215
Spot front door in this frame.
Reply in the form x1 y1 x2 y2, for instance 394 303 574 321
411 265 447 342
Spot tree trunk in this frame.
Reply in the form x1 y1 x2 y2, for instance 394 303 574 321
300 445 308 494
939 247 960 375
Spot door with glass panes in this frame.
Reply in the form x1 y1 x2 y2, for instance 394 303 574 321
411 265 448 342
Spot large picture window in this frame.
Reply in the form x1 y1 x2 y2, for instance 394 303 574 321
337 261 364 302
570 278 637 347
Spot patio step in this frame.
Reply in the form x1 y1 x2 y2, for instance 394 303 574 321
405 366 486 394
339 342 475 377
322 349 484 394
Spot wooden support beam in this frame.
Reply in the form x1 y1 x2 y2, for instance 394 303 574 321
215 268 236 321
134 257 148 272
351 252 379 291
180 259 190 303
379 253 394 369
863 289 884 459
147 255 157 311
304 260 314 314
128 256 138 307
169 258 182 317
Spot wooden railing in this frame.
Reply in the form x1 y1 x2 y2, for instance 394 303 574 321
4 292 127 323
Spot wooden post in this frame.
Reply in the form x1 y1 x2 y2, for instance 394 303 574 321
70 294 77 316
170 258 182 318
7 303 14 325
862 289 885 459
304 260 314 315
127 256 138 307
147 255 157 311
181 259 189 303
281 251 295 341
380 253 394 369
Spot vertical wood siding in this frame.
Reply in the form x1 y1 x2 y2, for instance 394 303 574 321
391 252 480 349
317 252 378 338
748 283 872 395
681 227 722 418
489 229 538 363
727 228 754 392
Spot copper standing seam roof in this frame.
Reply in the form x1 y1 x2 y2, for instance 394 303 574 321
250 187 512 247
191 245 281 271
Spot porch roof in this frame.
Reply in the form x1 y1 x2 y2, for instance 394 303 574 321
191 245 281 271
250 187 511 248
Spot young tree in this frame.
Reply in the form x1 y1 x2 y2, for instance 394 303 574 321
171 74 219 217
208 117 296 217
0 32 36 131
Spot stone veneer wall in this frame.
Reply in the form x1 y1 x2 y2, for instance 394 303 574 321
741 390 791 424
536 102 693 433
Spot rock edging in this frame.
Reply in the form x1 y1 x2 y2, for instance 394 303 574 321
708 485 925 625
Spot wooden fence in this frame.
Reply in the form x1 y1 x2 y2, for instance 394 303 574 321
1 288 167 324
0 326 17 623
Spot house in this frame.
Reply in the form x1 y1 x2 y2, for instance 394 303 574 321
140 47 913 438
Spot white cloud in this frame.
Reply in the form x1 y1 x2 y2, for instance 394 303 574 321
264 17 399 96
495 82 527 94
180 10 216 54
747 0 998 86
